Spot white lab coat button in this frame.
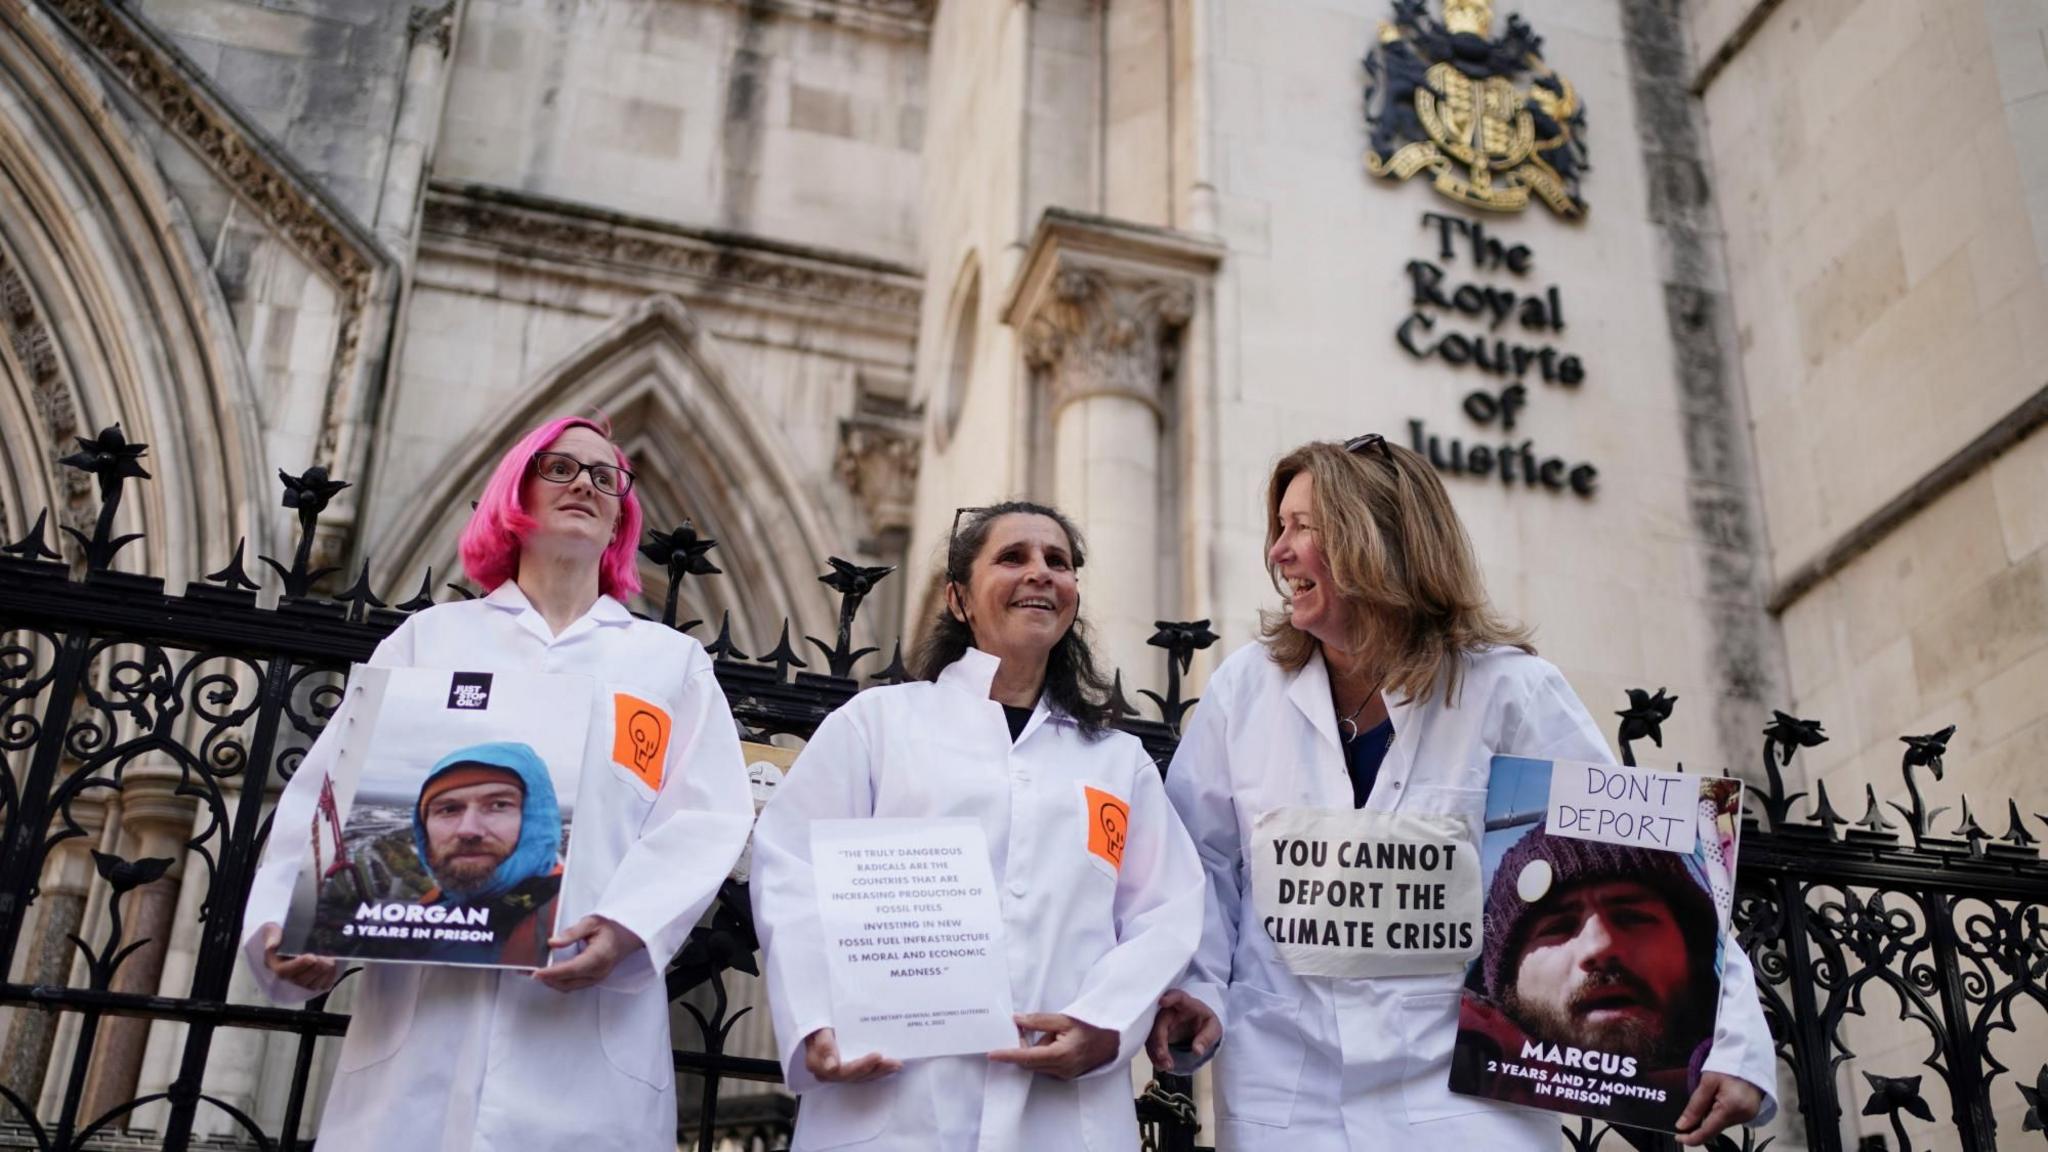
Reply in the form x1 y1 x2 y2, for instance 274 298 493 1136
1008 880 1027 897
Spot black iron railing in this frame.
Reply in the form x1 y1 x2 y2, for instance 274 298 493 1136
0 430 2042 1152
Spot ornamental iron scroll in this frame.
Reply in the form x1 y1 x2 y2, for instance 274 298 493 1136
1621 692 2048 1152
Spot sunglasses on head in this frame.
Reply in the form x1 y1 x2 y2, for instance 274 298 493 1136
1344 433 1392 460
948 505 989 552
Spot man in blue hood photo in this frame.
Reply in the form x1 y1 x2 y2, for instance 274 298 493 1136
408 741 565 967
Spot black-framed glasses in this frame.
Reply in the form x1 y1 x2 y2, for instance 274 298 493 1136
1345 433 1392 461
531 451 635 496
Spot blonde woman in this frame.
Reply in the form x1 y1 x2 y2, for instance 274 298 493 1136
1144 436 1775 1149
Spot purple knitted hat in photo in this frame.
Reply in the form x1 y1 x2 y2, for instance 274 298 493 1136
1481 822 1717 1000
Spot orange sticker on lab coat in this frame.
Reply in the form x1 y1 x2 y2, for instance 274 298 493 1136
612 693 670 789
1085 787 1130 871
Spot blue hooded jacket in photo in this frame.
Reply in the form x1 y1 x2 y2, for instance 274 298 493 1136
411 741 562 903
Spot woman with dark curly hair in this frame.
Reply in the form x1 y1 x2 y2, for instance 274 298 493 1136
751 501 1203 1152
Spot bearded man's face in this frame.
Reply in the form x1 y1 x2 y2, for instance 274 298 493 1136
423 780 523 897
1505 879 1696 1061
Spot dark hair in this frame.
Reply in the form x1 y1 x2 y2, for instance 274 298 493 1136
911 501 1114 739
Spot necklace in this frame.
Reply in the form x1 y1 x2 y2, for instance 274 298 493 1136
1338 692 1379 743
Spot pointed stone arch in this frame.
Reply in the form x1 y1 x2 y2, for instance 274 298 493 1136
0 6 265 583
372 294 841 650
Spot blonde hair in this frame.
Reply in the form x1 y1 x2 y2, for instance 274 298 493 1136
1259 439 1532 705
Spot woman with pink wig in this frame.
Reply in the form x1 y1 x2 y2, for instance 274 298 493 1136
240 416 755 1152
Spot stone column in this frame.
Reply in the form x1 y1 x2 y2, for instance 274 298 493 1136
375 2 459 247
1003 211 1220 682
0 792 107 1111
76 770 189 1128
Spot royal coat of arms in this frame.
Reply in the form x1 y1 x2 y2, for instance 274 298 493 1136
1363 0 1589 217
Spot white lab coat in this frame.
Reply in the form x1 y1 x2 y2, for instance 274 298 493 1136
1166 641 1779 1151
750 648 1206 1152
239 582 754 1152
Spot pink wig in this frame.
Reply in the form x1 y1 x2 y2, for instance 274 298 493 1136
457 416 645 599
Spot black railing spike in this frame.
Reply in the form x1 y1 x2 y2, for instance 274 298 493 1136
808 558 894 679
1952 796 1990 858
868 640 909 687
56 425 150 572
203 540 261 592
1807 780 1848 841
1890 725 1956 850
1105 670 1140 720
337 562 386 623
1855 784 1899 836
1137 620 1218 733
1 509 61 561
705 610 748 662
1614 687 1677 768
1759 711 1825 831
758 621 806 680
261 465 349 598
395 568 436 612
805 631 879 681
444 583 478 601
641 521 721 630
678 618 704 635
2002 801 2040 848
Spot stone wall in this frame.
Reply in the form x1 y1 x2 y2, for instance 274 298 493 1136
1700 0 2048 1146
1701 0 2048 876
1146 0 1777 770
902 0 1031 640
435 0 928 266
364 184 923 647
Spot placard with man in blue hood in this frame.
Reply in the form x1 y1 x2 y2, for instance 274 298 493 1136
280 666 596 969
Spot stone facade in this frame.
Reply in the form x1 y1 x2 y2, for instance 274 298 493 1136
1698 0 2048 1145
1 0 2041 1147
0 0 925 1138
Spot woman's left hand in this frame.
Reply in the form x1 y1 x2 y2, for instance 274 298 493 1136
533 915 643 992
987 1013 1120 1080
1673 1071 1763 1146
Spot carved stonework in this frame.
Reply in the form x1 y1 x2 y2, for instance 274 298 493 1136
46 0 376 299
408 2 457 55
42 0 387 480
706 0 936 39
1019 269 1195 417
0 245 93 533
835 417 920 538
423 185 923 322
1002 210 1222 421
